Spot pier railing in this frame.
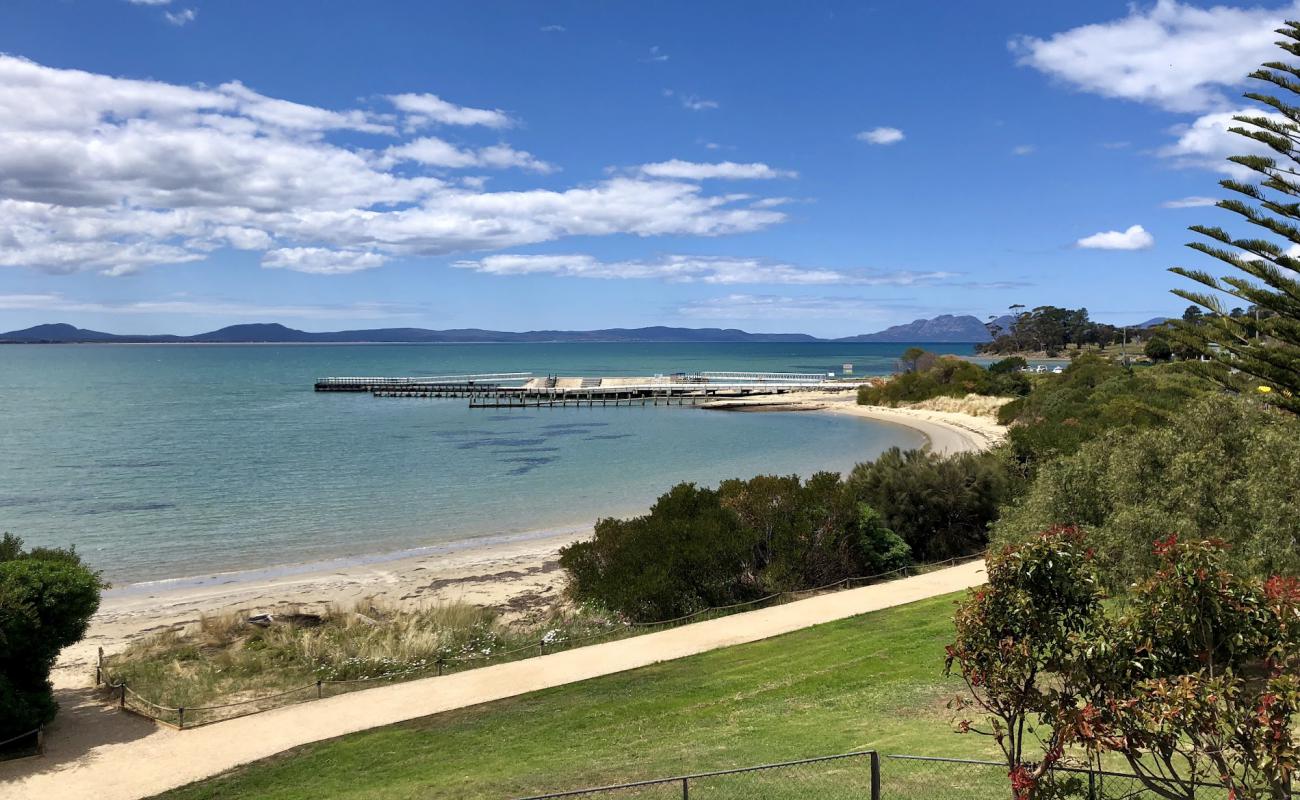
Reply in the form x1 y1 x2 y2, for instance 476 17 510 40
94 552 983 731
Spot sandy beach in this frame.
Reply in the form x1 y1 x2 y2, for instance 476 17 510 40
51 393 1005 692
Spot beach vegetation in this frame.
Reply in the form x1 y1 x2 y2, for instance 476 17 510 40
1170 22 1300 415
857 351 1030 407
994 354 1208 469
845 447 1010 562
0 533 102 743
560 474 914 622
101 600 619 724
994 395 1300 591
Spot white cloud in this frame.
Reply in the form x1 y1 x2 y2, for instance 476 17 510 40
1158 108 1284 179
1162 196 1218 208
643 46 669 63
262 248 388 275
1076 224 1155 250
382 137 555 173
0 56 789 276
678 294 894 320
126 0 171 5
637 160 797 180
0 292 412 320
541 24 566 33
856 127 904 145
163 8 196 26
1013 0 1298 113
453 254 959 286
681 95 719 111
1012 144 1035 156
663 89 718 111
387 92 512 129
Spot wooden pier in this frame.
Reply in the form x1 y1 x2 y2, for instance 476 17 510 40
315 371 858 409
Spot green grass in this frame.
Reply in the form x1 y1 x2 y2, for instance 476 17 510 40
160 592 1008 800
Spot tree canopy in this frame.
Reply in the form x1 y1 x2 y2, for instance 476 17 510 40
1171 21 1300 414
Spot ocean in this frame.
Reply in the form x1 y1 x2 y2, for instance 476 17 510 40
0 342 971 585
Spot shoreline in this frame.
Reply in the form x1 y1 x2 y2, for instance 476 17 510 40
52 393 1004 690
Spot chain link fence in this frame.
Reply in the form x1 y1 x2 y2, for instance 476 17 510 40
508 753 1285 800
511 751 881 800
883 755 1248 800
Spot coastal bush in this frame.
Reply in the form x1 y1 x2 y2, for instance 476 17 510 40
0 534 102 741
857 352 1029 408
996 354 1207 467
994 395 1300 590
845 448 1009 561
560 474 915 621
560 483 761 621
718 472 911 591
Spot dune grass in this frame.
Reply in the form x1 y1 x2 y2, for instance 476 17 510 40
159 592 1009 800
904 393 1014 419
106 600 620 725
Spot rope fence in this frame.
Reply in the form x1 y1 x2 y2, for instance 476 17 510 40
96 551 985 730
0 725 44 762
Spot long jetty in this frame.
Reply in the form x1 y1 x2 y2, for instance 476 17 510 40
314 371 858 408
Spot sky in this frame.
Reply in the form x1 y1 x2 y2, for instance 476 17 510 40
0 0 1293 337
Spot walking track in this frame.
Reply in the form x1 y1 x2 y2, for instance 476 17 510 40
2 559 986 800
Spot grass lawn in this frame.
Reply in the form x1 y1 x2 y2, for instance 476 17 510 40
159 591 1009 799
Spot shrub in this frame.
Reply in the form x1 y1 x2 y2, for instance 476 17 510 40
997 354 1206 467
845 447 1009 561
561 472 918 622
560 483 760 621
0 534 102 740
994 396 1300 590
857 353 1029 407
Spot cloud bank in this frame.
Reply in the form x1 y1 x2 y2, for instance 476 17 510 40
0 55 788 276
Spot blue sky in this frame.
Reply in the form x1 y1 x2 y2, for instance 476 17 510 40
0 0 1290 337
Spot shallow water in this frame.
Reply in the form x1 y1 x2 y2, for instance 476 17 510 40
0 342 966 584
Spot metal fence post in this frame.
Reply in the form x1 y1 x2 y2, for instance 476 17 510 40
437 657 444 676
316 680 323 699
95 647 103 686
1087 769 1097 800
870 751 881 800
680 776 688 799
119 682 126 709
178 707 185 730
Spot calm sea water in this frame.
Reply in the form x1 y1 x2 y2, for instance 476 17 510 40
0 342 970 585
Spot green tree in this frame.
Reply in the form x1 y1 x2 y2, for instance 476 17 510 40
560 484 759 621
846 447 1008 560
0 534 102 741
994 396 1300 591
1060 539 1300 800
1170 22 1300 414
946 528 1104 800
1142 335 1173 362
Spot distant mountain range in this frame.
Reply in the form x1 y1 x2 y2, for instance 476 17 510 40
836 314 994 343
0 316 1005 344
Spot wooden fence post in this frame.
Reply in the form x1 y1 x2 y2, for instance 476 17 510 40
870 751 881 800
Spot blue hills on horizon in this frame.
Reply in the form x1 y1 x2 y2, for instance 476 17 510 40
0 315 1001 344
0 314 1174 345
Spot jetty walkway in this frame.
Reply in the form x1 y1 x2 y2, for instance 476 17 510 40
315 370 861 407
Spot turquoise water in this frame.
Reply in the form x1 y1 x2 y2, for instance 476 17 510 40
0 342 969 585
